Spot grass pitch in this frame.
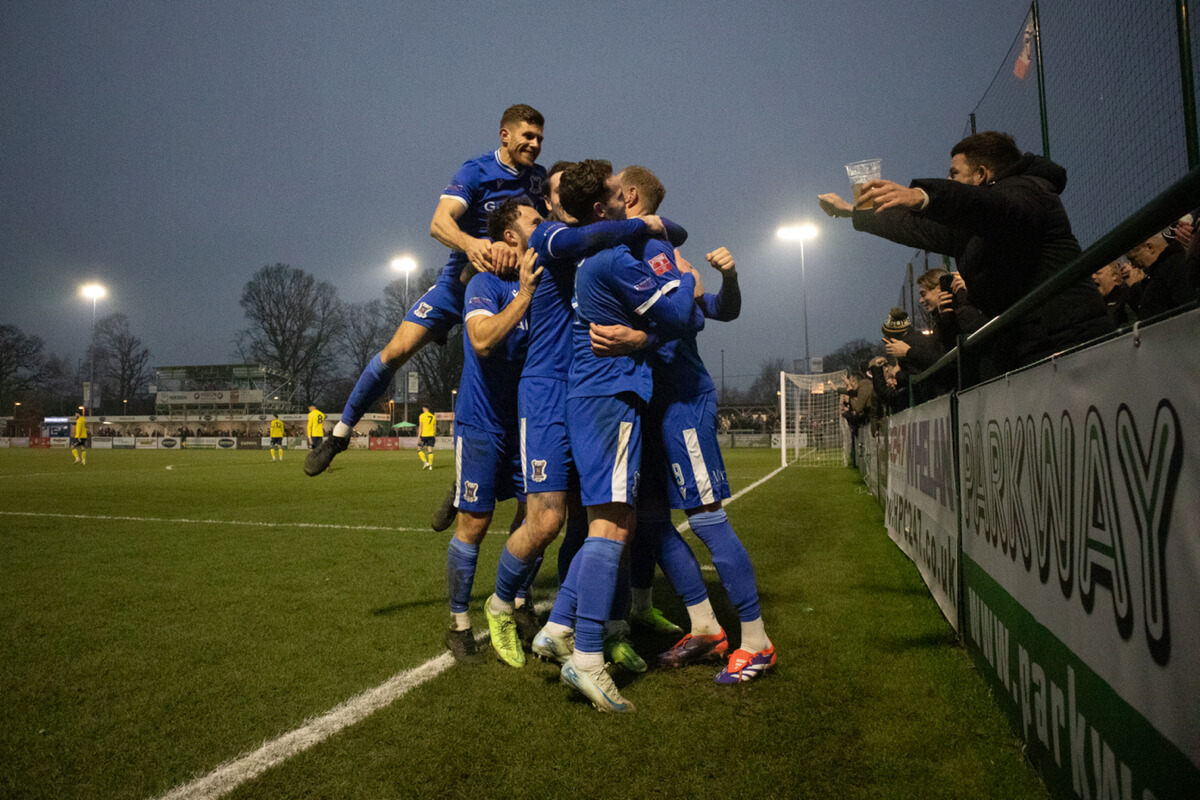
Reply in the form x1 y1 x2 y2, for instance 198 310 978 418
0 447 1049 800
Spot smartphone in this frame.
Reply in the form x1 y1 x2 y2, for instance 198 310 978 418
938 273 954 293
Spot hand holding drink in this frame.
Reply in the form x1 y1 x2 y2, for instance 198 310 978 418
846 158 882 209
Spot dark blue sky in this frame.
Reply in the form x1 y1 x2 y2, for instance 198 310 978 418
1 1 1034 389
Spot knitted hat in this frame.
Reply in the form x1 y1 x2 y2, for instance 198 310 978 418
882 308 912 337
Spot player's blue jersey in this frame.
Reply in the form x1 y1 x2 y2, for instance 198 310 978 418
455 272 528 433
523 218 652 381
437 150 547 286
639 239 712 402
568 245 698 401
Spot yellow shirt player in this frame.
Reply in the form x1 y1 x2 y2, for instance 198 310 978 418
307 405 325 451
71 411 89 465
269 414 286 462
417 405 436 469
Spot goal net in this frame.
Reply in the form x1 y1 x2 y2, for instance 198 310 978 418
778 370 850 467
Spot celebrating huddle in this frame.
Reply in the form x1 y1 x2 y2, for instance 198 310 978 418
307 105 775 712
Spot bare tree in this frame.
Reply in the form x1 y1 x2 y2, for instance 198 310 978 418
743 357 792 404
91 313 153 413
338 299 389 375
237 264 344 406
0 324 46 406
822 338 882 375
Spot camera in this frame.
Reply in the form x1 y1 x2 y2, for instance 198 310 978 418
939 273 954 293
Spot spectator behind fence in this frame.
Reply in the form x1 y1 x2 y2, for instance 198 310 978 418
880 307 941 391
919 268 988 349
1127 228 1195 319
1092 261 1134 325
820 131 1113 373
868 355 907 414
1120 257 1147 317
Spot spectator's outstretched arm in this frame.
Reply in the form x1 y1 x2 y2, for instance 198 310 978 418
822 184 969 257
908 177 1049 239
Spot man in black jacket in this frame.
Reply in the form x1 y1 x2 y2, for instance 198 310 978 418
820 132 1112 372
1127 230 1194 319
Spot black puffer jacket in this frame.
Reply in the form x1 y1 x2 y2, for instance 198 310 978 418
854 154 1113 370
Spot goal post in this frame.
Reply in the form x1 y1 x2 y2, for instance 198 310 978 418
779 370 850 467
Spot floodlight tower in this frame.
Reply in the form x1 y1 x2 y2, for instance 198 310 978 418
80 283 107 414
776 225 818 373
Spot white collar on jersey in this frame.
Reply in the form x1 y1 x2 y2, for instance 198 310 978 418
494 148 523 176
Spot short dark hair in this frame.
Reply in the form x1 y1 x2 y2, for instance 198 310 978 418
619 165 666 214
546 160 574 180
500 104 544 129
951 131 1021 175
559 159 613 222
487 196 534 242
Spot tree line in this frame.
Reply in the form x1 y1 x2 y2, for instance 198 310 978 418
3 262 881 427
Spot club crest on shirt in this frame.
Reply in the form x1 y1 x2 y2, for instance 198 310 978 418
464 481 479 503
634 276 656 292
530 459 548 483
648 253 673 275
529 174 543 195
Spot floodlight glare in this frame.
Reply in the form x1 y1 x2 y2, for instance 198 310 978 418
391 256 417 274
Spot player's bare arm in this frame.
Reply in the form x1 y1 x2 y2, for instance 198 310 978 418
676 250 705 297
430 196 495 274
465 248 542 357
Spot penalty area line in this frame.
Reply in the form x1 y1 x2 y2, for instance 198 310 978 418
0 511 425 534
150 467 788 798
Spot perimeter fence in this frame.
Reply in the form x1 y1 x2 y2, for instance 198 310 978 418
896 0 1198 305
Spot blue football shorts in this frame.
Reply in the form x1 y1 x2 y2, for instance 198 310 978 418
454 421 525 513
566 392 643 508
519 376 578 494
403 277 466 345
655 389 730 510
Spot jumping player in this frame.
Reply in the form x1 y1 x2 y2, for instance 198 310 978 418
306 104 547 477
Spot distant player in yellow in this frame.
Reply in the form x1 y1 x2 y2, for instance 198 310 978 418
417 405 437 470
71 411 88 465
307 405 325 451
269 414 286 461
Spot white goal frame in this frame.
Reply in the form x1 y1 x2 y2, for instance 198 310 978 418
778 370 851 467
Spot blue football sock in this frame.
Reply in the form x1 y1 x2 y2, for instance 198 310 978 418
516 554 543 602
548 555 580 629
611 548 632 622
495 545 534 605
629 509 659 591
574 537 624 654
688 509 761 622
657 521 709 607
340 352 395 428
557 508 587 584
446 537 479 615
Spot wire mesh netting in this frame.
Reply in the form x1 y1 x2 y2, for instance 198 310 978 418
968 1 1198 248
779 371 849 467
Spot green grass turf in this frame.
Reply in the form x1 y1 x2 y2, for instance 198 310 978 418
0 447 1048 800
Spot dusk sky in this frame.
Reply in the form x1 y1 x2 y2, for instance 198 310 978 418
2 1 1037 391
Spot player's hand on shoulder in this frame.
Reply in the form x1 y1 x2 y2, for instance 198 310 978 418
705 247 736 275
640 214 666 238
589 323 647 357
675 249 705 296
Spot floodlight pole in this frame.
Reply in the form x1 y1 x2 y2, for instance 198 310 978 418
800 237 810 373
88 294 98 415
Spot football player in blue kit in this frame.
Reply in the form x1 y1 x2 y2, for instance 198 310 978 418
481 167 686 673
443 208 543 666
306 104 547 477
548 160 706 712
589 165 777 685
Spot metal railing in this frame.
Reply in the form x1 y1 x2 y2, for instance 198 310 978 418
911 166 1200 394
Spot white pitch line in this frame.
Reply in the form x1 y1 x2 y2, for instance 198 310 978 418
149 464 788 799
0 511 425 534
